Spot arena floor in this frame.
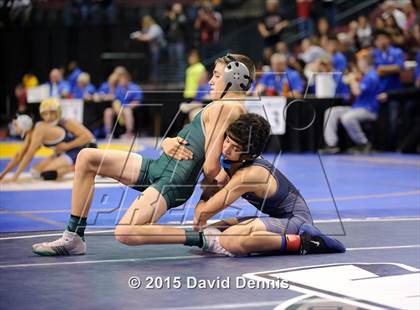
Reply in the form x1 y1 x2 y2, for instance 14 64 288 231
0 139 419 309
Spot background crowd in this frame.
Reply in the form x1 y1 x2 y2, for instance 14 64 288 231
3 0 420 153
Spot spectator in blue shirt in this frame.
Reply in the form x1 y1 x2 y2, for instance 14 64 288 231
71 72 95 100
321 53 381 154
103 71 143 138
67 61 82 93
95 73 119 102
327 35 347 72
46 68 70 98
307 56 350 101
373 29 405 149
254 53 304 97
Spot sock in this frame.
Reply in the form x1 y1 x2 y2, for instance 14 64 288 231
184 228 203 248
67 214 87 239
280 234 301 252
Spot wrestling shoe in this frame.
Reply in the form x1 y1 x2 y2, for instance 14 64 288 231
32 230 86 256
299 224 345 255
202 227 234 257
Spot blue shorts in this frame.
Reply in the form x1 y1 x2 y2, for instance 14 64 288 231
237 192 313 235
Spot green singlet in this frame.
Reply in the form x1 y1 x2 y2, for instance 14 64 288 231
134 109 206 208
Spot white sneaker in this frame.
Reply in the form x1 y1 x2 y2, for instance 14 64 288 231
32 230 86 256
202 227 234 257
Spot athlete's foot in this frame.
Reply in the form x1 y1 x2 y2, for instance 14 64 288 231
32 230 86 256
202 228 234 257
298 224 346 255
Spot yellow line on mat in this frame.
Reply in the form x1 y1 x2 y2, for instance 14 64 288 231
0 143 139 158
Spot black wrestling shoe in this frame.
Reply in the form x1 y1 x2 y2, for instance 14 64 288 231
299 231 328 254
299 224 346 254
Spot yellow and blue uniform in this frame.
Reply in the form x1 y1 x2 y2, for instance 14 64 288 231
41 119 97 164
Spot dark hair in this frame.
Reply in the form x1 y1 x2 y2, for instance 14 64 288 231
373 29 391 39
215 53 256 83
189 49 200 58
226 113 271 158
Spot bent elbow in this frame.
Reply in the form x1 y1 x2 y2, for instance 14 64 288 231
203 164 220 181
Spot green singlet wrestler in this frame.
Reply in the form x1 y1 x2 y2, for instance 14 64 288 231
32 54 256 255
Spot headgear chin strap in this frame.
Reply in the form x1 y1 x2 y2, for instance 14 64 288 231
221 54 252 99
219 154 255 172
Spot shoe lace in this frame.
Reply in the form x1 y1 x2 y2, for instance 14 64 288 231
47 234 72 246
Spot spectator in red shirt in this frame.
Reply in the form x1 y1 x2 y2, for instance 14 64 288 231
194 2 222 62
296 0 314 37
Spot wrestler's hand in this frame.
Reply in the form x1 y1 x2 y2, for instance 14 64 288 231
193 202 208 231
161 137 193 160
55 142 70 154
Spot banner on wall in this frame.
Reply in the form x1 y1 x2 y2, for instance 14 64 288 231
60 99 84 123
245 96 287 135
27 85 50 103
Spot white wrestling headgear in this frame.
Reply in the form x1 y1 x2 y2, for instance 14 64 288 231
16 114 33 137
221 54 252 98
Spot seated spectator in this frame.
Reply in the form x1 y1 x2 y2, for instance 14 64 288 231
321 53 381 154
326 35 348 72
254 53 304 98
45 68 70 98
183 50 206 101
299 37 328 65
307 56 350 101
71 72 95 100
103 71 142 138
95 73 119 102
113 66 129 77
